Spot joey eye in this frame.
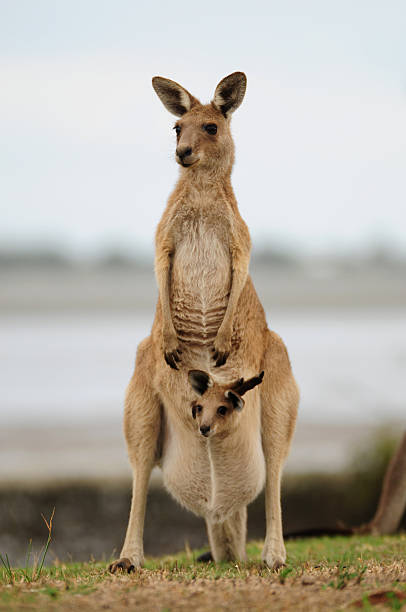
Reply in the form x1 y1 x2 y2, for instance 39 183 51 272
192 404 202 419
174 125 181 136
217 406 227 416
204 123 217 135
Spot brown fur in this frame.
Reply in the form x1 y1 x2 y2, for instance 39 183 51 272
358 432 406 535
109 73 299 574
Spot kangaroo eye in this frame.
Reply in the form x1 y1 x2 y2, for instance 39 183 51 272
192 405 202 419
204 123 217 135
174 125 181 136
217 406 227 416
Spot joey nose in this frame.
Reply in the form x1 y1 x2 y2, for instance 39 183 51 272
200 425 210 436
176 146 192 160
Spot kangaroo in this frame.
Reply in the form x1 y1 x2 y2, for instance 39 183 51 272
358 432 406 535
187 369 266 561
109 72 299 573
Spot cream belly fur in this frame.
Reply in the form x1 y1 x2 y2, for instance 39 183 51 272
170 209 231 368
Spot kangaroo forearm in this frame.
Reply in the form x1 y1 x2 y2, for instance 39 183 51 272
220 266 248 332
155 264 176 334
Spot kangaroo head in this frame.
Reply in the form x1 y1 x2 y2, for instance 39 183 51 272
152 72 246 174
188 370 264 438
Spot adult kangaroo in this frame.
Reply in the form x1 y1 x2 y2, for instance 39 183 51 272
109 72 299 573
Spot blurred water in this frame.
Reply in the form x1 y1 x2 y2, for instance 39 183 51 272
1 307 405 427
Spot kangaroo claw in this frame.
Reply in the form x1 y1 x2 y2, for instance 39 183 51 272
164 351 180 370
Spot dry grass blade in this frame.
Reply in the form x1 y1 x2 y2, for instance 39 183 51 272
0 553 13 583
34 507 55 580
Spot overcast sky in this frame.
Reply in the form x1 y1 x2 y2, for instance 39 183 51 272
1 0 405 256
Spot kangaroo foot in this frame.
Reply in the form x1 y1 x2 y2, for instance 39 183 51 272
109 557 135 574
197 551 213 563
262 541 286 570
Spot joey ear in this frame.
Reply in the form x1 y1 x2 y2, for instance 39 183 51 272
152 76 200 116
225 390 245 411
213 72 247 118
188 370 213 396
232 371 264 396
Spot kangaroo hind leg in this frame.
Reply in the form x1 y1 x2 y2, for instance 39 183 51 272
109 338 162 573
206 506 247 562
260 330 299 569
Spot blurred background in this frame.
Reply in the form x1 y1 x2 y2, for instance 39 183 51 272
1 0 405 563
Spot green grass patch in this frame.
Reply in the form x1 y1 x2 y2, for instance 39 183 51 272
1 534 405 586
0 535 405 610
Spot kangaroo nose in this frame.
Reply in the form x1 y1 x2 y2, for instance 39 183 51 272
177 146 192 160
200 425 210 436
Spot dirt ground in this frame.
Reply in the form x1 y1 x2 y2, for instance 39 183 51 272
2 562 406 611
1 536 405 611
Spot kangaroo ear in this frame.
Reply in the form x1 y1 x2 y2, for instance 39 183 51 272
152 76 200 117
188 370 213 396
232 371 264 396
213 72 247 118
225 390 245 411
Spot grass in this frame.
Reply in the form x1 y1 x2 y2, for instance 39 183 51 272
0 535 405 610
1 508 55 585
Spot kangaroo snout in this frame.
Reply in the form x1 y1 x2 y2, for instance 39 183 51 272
200 425 211 437
176 146 192 159
176 146 194 167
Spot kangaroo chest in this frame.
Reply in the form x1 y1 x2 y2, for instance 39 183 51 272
170 210 231 347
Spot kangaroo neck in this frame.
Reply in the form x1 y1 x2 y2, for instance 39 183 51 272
177 165 233 193
176 169 237 212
